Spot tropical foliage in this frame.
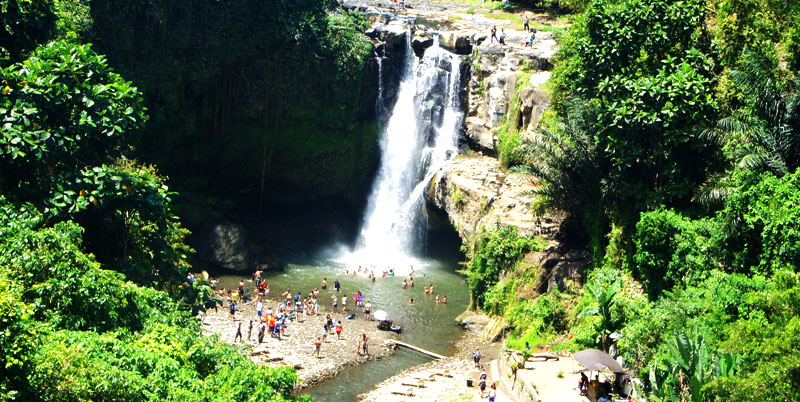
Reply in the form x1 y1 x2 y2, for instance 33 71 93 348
460 0 800 401
0 1 332 399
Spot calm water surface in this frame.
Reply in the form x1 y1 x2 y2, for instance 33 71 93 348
216 255 469 401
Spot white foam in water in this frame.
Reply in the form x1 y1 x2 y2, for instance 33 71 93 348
338 34 464 272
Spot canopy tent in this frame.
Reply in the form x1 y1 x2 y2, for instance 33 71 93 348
374 310 388 321
573 349 626 374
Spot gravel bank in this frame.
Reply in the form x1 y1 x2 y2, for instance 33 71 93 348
202 298 399 389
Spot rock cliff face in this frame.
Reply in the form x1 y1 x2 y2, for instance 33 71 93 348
466 32 556 155
414 9 590 291
427 155 538 241
194 222 252 272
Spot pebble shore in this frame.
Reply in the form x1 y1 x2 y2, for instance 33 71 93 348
202 297 399 389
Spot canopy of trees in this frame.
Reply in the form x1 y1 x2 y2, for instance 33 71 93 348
1 0 372 399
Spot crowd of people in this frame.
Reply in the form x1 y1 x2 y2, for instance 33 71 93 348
203 266 443 360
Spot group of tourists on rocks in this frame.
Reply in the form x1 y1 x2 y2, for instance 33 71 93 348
208 269 389 359
488 14 538 48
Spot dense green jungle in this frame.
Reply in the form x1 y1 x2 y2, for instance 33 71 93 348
1 0 800 401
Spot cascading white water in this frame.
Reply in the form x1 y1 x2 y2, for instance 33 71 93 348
375 53 384 115
341 34 464 270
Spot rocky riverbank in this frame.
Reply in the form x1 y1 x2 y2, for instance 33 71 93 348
202 299 399 389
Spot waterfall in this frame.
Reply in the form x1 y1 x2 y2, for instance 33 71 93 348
376 56 384 115
342 34 464 270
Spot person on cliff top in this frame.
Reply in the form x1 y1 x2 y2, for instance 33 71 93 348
491 26 498 43
526 28 537 48
523 15 530 31
499 29 506 45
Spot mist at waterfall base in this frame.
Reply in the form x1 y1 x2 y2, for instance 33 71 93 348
335 38 464 274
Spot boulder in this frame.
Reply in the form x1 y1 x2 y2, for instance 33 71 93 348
411 31 435 58
478 42 505 57
481 315 509 342
517 87 550 132
466 116 496 154
455 310 492 332
486 72 516 128
195 222 252 271
440 31 473 55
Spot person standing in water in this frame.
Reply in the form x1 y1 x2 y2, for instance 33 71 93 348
342 294 348 311
363 302 372 320
334 279 341 292
332 294 338 313
321 278 327 290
